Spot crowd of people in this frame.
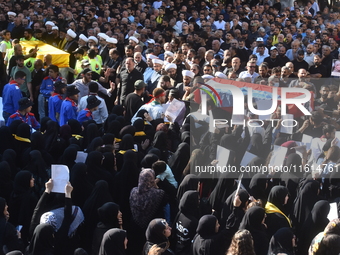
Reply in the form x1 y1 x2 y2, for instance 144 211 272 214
2 0 340 254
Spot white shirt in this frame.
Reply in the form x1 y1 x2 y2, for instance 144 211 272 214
176 20 186 32
78 94 108 124
304 52 315 67
131 101 164 124
152 0 162 9
239 71 259 83
255 53 270 66
213 20 226 30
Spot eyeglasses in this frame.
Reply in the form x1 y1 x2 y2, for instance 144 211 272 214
248 66 256 68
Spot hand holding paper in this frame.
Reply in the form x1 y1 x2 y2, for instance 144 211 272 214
51 165 69 193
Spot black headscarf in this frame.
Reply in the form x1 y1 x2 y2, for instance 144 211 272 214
43 120 60 152
0 162 13 203
59 146 77 170
27 223 55 255
107 120 122 138
86 137 104 153
113 150 140 227
248 133 264 158
208 172 235 214
8 120 23 135
249 173 267 203
103 114 117 134
102 152 116 175
298 200 330 255
0 126 14 154
239 206 269 255
268 227 295 255
82 180 113 252
82 123 98 150
293 180 320 230
267 186 289 212
70 163 93 208
13 123 31 166
28 132 53 167
111 105 125 116
119 134 134 151
221 189 249 227
145 218 169 244
85 151 113 186
141 154 159 168
40 117 52 133
99 228 126 255
119 126 136 139
152 131 169 162
168 143 190 183
329 171 340 199
177 190 200 220
59 124 72 143
220 134 238 151
1 149 18 179
102 133 115 146
177 174 199 201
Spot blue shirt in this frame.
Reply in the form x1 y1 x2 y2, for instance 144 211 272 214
40 76 62 98
77 109 92 124
7 111 40 130
59 98 78 126
144 67 154 84
2 82 22 114
48 93 63 122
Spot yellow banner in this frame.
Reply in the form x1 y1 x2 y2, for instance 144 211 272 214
21 40 70 68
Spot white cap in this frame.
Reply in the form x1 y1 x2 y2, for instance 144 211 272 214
67 29 77 38
7 12 16 17
147 54 158 60
164 61 169 66
147 39 155 44
79 34 88 42
88 36 98 44
129 36 139 44
215 71 228 79
98 33 108 40
152 58 164 65
106 37 118 44
182 70 195 79
270 46 277 51
52 26 59 31
202 74 214 79
256 37 264 42
165 63 177 71
45 21 55 27
164 51 174 57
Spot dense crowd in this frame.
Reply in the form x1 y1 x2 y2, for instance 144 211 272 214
2 0 340 254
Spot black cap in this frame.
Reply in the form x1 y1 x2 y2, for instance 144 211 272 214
241 30 248 35
81 68 92 74
18 97 34 111
86 95 101 109
66 85 80 97
72 48 85 55
54 80 67 90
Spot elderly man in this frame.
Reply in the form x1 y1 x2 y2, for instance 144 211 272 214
116 57 144 105
223 57 244 77
288 68 315 91
63 29 79 83
134 52 147 73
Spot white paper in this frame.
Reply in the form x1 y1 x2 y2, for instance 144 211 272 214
51 165 69 193
134 144 138 151
234 173 243 199
280 114 294 134
216 145 230 169
75 151 88 163
164 99 185 121
240 151 258 167
328 202 338 221
336 131 340 140
302 134 313 151
269 146 288 169
256 100 273 120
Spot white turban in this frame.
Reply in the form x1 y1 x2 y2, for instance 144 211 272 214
165 63 177 71
129 36 139 44
215 71 228 79
152 59 164 65
88 36 98 44
79 34 88 42
67 29 77 38
7 12 16 17
182 70 195 79
106 37 118 44
45 21 55 27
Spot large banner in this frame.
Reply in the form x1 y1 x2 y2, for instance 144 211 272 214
21 41 70 68
194 78 314 118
